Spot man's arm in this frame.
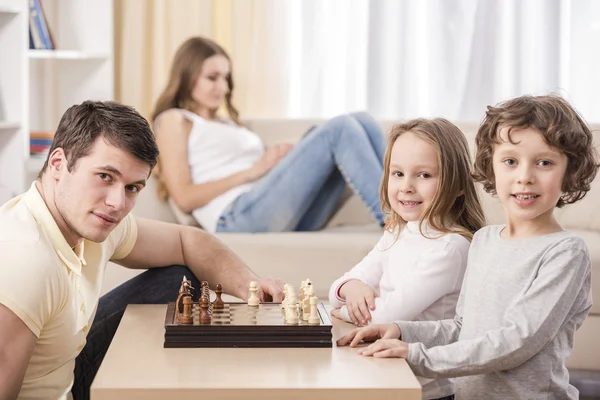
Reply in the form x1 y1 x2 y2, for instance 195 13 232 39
0 303 37 399
115 217 283 301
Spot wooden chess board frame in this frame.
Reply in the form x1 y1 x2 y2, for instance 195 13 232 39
164 301 333 348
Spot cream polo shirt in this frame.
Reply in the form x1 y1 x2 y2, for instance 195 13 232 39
0 183 138 400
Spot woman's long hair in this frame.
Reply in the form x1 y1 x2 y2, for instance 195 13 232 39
151 37 242 201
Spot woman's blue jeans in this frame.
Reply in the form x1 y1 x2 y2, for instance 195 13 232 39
216 112 386 232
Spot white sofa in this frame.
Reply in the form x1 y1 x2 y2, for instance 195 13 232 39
103 119 600 379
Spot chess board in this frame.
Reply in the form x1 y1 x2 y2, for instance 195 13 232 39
164 301 332 348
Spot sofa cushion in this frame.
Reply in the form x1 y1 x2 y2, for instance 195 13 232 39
572 230 600 315
216 230 382 298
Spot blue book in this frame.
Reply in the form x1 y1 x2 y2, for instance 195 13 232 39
29 0 53 50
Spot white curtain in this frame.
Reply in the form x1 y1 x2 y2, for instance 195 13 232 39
246 0 600 122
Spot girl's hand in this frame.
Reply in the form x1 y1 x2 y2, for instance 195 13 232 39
330 308 342 320
339 280 377 326
336 323 401 347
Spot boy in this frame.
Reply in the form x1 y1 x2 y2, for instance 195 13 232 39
0 101 283 399
337 95 599 399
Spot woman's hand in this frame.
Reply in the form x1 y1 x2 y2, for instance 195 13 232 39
273 143 294 158
246 146 283 181
338 280 377 326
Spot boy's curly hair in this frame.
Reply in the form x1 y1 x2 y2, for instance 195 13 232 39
473 95 599 208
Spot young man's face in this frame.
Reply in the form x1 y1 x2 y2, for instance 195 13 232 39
387 131 440 222
51 137 150 244
492 127 567 227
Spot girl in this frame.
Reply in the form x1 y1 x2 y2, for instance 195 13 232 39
151 36 386 233
329 118 485 400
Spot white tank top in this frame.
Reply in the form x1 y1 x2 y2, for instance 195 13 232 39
163 109 263 232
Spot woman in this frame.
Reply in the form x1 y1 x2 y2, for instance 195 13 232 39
152 37 386 233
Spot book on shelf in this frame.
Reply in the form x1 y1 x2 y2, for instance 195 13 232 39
29 130 54 156
29 0 54 50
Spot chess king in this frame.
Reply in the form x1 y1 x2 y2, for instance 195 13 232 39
0 100 285 399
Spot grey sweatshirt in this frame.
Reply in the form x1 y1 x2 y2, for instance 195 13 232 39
396 225 592 400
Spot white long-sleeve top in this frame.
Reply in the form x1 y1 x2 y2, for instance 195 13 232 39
329 221 471 325
328 221 471 399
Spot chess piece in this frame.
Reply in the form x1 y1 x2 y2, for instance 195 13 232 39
308 296 320 325
285 303 299 324
177 276 195 314
282 283 291 309
201 281 209 302
248 281 260 307
181 296 193 325
302 284 315 320
299 280 307 305
199 297 211 324
213 283 225 309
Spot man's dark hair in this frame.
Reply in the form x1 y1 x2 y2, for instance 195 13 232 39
40 100 159 177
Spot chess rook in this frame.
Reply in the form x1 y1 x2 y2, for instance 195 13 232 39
181 296 193 325
308 296 320 325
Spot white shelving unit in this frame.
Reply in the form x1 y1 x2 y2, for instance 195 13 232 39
0 0 27 203
0 0 114 202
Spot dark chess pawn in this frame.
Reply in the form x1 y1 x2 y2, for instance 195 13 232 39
199 296 211 324
213 283 225 309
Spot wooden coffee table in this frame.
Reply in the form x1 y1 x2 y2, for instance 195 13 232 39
91 304 421 400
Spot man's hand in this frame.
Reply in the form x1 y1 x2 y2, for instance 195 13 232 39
338 280 377 326
336 322 400 347
357 338 409 358
255 277 285 302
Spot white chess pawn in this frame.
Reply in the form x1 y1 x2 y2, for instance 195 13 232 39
248 281 260 307
308 296 320 325
285 303 299 324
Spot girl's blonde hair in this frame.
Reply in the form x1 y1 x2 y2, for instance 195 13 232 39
151 37 242 201
380 118 485 240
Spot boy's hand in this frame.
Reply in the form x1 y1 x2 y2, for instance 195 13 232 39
336 322 400 347
357 338 408 358
339 280 377 325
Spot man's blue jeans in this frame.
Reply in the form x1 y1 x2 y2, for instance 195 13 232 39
71 265 199 400
216 112 386 232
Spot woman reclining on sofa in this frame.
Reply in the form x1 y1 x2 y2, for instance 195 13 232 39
151 36 386 233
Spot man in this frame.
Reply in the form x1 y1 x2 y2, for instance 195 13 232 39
0 101 284 400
